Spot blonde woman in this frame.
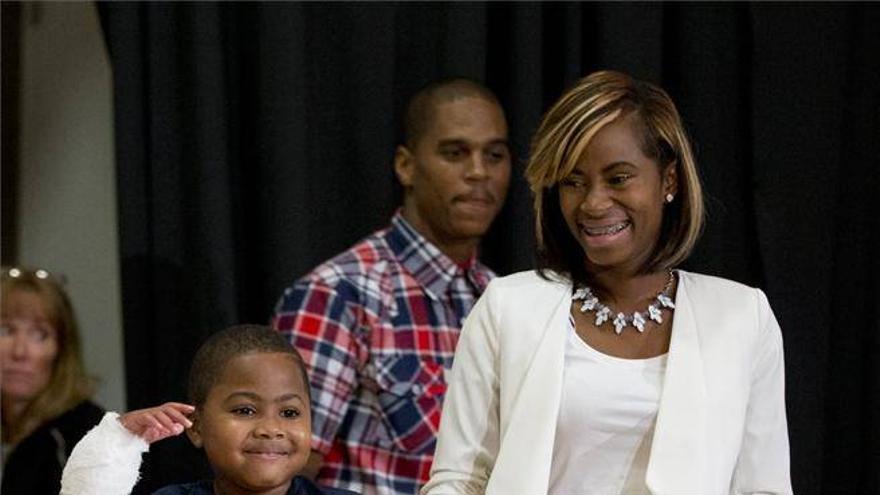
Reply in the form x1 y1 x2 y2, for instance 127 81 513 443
1 267 103 493
422 71 791 494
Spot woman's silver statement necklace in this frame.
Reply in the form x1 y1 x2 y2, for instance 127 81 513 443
572 271 676 334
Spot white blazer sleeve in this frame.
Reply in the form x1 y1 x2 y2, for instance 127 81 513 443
731 289 793 494
60 412 150 495
421 282 501 495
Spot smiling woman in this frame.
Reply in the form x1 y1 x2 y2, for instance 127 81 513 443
422 71 793 495
557 112 677 278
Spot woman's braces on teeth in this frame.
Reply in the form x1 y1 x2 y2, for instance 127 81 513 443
583 221 630 236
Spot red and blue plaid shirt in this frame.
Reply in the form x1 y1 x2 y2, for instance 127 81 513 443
272 212 494 495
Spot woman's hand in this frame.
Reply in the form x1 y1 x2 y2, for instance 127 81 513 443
118 402 194 444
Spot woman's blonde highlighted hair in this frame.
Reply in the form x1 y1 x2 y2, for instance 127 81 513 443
1 267 94 445
525 70 704 284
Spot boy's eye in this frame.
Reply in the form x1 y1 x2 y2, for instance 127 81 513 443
231 406 257 416
280 408 301 419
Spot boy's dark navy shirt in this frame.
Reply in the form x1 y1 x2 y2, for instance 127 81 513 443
152 475 358 494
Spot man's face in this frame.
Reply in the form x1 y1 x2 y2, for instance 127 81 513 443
396 96 511 254
187 352 311 495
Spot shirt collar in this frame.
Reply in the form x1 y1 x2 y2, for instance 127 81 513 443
386 210 491 300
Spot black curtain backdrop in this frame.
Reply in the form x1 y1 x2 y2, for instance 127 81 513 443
98 2 879 494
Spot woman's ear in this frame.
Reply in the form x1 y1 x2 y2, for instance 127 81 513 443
185 411 203 448
663 161 678 198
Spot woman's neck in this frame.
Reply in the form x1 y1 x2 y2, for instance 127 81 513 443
589 269 672 310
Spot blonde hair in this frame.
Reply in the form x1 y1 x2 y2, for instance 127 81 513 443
1 267 93 445
525 70 704 282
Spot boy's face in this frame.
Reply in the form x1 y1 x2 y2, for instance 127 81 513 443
187 352 311 495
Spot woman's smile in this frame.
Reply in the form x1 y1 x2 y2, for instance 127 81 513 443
580 219 631 237
578 219 632 248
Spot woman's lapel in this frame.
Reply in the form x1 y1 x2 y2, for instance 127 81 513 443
645 272 709 494
487 280 571 495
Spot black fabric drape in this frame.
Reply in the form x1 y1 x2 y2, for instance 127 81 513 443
98 2 880 493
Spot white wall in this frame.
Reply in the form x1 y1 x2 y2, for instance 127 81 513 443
16 1 126 412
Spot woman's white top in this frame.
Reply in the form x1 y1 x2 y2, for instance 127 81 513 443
422 270 792 495
548 317 667 495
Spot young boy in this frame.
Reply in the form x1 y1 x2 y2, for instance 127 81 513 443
60 325 357 495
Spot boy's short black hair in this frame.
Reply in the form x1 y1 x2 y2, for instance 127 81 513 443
187 324 309 407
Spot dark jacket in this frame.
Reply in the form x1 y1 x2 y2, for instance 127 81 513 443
2 400 104 495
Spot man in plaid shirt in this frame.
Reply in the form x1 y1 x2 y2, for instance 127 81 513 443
272 79 511 495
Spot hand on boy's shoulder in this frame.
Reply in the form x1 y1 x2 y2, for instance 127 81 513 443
119 402 195 444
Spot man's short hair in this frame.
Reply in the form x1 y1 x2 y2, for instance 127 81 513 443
187 324 309 407
403 78 503 148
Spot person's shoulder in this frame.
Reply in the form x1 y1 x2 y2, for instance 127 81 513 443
152 480 212 495
299 225 396 287
274 224 397 317
677 270 759 297
34 399 105 447
677 270 773 324
477 270 570 314
290 476 360 495
487 269 569 292
56 400 104 428
68 400 105 421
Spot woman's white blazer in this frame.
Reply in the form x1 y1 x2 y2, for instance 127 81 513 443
422 270 792 495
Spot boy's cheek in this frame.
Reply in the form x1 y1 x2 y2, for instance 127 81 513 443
291 426 310 444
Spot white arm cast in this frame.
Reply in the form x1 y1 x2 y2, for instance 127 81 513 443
60 412 150 495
